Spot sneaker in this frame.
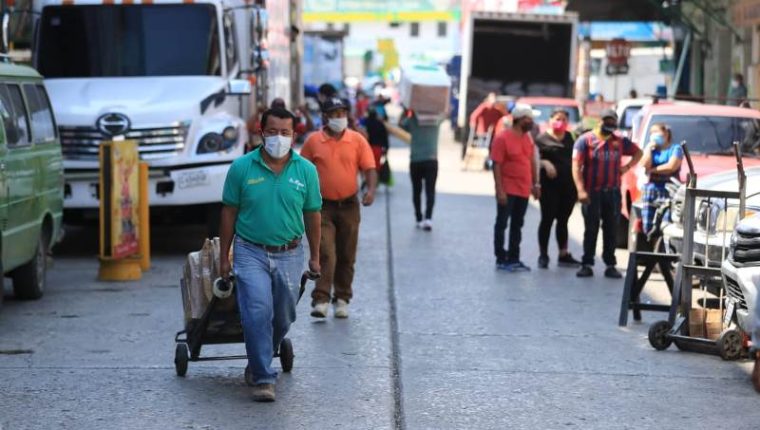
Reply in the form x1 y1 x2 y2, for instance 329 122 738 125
538 255 549 269
604 266 623 279
422 219 433 231
251 383 276 402
558 253 582 267
576 265 593 277
416 221 425 229
311 302 329 318
498 261 530 273
334 299 349 319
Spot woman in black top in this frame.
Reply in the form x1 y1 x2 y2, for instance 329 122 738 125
536 109 581 269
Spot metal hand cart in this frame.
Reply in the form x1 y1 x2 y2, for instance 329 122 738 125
462 125 494 171
174 271 318 376
648 142 749 360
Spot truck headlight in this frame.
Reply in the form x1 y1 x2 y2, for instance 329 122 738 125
197 127 238 154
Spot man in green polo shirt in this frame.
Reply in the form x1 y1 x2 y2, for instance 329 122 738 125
219 107 322 403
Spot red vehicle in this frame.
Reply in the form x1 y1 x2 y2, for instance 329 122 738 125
620 103 760 247
516 97 582 132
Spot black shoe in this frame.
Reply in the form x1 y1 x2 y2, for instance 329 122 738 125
558 253 582 267
538 255 549 269
604 266 623 279
576 265 593 278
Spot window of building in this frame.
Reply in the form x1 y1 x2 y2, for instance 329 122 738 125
410 22 420 37
344 23 350 33
389 22 400 28
438 21 447 37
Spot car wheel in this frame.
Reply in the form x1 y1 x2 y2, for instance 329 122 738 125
11 234 48 300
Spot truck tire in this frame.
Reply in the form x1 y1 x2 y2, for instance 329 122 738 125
627 208 651 253
616 195 632 249
11 234 48 300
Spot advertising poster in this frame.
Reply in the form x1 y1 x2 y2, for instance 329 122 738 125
109 140 140 259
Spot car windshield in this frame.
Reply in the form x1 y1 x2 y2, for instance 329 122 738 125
37 5 221 78
620 106 642 130
643 114 760 157
531 105 580 123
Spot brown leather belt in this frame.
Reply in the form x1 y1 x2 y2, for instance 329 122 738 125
323 194 358 207
245 237 301 253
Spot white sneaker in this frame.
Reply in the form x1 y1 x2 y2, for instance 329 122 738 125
416 221 425 229
334 299 349 319
311 302 329 318
422 219 433 231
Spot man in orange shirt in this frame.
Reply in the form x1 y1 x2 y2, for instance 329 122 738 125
490 104 541 272
300 98 378 319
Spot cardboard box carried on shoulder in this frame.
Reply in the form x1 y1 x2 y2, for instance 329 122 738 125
180 237 236 326
399 64 451 116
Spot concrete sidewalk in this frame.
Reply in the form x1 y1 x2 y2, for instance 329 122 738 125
1 128 759 429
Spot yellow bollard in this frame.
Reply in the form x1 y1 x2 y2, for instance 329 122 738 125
138 162 151 271
98 140 143 281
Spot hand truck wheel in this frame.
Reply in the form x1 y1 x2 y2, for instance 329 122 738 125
279 338 294 373
648 320 673 351
175 343 189 377
717 329 743 361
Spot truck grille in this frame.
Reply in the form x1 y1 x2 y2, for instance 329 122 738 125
60 123 189 161
724 274 748 311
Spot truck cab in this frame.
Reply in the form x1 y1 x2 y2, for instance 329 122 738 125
30 0 298 230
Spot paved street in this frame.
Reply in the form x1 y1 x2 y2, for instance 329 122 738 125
2 131 760 429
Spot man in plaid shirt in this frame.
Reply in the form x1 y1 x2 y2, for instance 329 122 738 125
572 109 642 278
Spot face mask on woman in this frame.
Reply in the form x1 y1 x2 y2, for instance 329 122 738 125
651 133 666 147
550 119 567 133
263 135 292 158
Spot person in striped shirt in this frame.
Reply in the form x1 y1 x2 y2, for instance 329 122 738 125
572 109 642 278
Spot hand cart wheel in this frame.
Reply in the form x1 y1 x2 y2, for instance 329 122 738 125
717 329 743 361
648 320 673 351
279 338 294 373
175 343 189 377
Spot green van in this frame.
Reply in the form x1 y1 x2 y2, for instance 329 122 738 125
0 61 63 302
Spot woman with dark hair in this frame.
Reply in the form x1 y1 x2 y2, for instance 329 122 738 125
364 108 389 171
536 109 581 269
640 123 682 236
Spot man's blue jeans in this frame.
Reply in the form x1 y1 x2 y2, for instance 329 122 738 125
233 237 304 385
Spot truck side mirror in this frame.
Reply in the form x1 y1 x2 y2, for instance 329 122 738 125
228 79 252 96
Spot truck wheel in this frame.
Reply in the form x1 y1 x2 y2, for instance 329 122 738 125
11 234 47 300
626 209 651 253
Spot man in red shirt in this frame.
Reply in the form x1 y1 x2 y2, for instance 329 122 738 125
490 104 541 272
572 109 643 278
467 93 506 159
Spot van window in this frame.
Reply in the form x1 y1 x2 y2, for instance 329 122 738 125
0 84 31 147
23 85 57 143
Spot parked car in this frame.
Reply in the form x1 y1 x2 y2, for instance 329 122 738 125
516 97 582 132
622 103 760 248
722 213 760 336
663 168 760 267
0 61 64 301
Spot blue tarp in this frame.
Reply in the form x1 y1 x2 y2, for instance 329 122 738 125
578 22 672 42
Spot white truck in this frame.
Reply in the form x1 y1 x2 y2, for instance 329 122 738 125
29 0 301 232
457 11 579 135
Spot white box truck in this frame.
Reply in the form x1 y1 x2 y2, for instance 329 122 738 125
457 11 579 134
30 0 301 232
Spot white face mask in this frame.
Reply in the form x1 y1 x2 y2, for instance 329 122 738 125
327 117 348 133
263 135 292 159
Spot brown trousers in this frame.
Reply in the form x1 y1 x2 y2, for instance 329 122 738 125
311 197 361 305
